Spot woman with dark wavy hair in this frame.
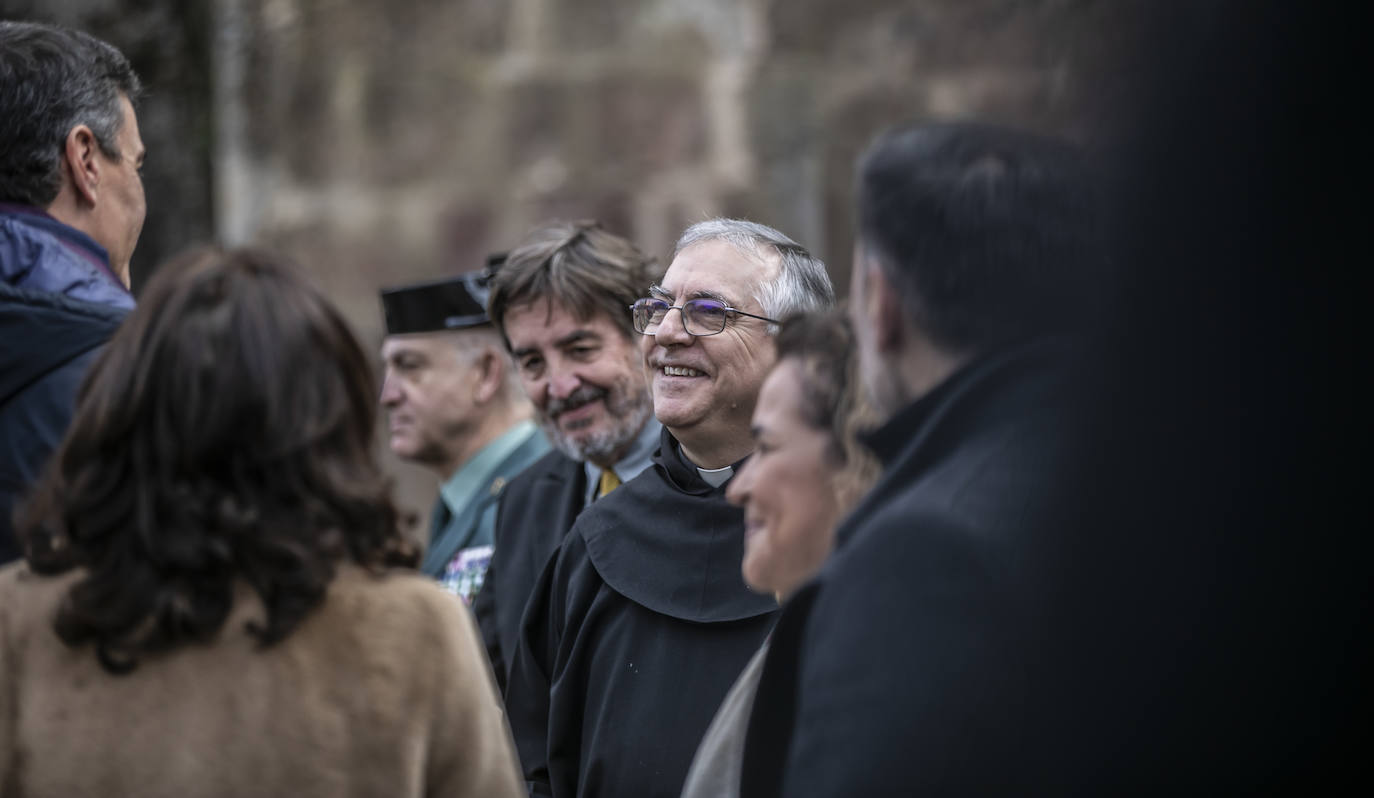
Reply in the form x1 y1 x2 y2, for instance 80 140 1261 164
0 246 523 797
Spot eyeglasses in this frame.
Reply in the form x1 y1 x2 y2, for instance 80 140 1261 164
629 298 779 336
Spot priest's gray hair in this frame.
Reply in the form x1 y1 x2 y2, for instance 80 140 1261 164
673 218 836 331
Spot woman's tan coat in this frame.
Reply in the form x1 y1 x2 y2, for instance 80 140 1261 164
0 562 523 797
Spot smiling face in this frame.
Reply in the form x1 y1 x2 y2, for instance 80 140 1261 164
726 359 842 598
640 238 779 467
504 299 652 466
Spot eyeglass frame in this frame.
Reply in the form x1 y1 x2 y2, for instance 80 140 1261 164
628 297 780 337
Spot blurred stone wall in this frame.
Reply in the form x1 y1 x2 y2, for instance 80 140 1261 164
225 0 1114 526
2 0 1118 534
226 0 1112 304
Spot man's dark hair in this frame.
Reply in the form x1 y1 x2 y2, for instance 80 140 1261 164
18 246 417 674
0 20 142 207
488 219 661 344
856 122 1101 353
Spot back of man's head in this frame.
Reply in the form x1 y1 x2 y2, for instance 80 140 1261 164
856 122 1100 355
0 20 141 207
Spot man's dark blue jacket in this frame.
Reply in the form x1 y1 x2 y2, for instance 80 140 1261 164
740 338 1084 796
1 205 133 563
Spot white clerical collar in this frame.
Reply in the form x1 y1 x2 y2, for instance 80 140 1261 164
695 463 734 488
675 442 736 488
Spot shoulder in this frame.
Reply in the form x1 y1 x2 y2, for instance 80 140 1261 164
0 563 81 657
859 404 1070 557
0 279 129 330
807 492 1010 649
0 562 78 617
326 564 472 623
574 463 730 547
0 288 124 433
308 565 484 659
0 278 128 394
801 501 1033 675
828 500 989 592
548 523 595 585
1 213 59 284
772 510 1047 793
498 426 552 474
503 448 579 496
0 217 129 309
571 462 669 533
302 566 496 685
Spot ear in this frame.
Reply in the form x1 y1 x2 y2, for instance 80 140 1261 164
864 261 906 355
62 125 103 207
472 349 504 404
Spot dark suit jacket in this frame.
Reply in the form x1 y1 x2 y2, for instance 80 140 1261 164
473 450 586 693
741 338 1083 796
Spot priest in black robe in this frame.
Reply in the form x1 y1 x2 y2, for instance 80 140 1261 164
506 219 836 798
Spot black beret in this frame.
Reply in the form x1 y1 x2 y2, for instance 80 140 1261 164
380 253 506 335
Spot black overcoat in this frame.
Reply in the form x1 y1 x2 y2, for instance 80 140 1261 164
741 339 1084 796
473 449 586 693
507 428 778 798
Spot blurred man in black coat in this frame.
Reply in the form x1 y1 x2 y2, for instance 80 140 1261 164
475 221 663 692
753 3 1365 792
740 123 1102 795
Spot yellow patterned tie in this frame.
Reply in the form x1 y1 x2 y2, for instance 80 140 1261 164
597 468 621 498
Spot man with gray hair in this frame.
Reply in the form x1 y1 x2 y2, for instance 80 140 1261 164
379 264 549 604
1 21 145 563
507 218 834 798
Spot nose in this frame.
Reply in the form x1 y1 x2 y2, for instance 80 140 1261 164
380 371 403 407
726 458 754 507
548 368 581 401
653 304 695 347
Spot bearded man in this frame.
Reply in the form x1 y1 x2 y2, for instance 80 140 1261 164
474 221 661 691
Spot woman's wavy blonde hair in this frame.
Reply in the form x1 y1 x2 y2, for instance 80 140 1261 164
775 306 880 514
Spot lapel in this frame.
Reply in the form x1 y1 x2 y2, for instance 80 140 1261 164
421 484 499 577
420 429 549 576
553 457 588 522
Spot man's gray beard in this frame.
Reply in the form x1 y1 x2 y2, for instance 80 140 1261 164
539 387 654 466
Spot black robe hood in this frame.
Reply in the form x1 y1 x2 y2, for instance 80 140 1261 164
578 426 777 623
